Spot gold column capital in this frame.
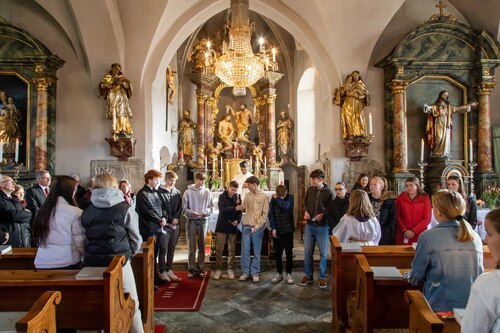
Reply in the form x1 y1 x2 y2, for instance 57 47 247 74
264 94 277 104
33 77 54 91
389 80 409 94
477 82 496 96
196 94 208 103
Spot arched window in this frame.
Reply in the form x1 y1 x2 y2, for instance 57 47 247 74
297 67 315 165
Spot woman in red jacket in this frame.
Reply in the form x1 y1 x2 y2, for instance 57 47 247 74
395 177 432 244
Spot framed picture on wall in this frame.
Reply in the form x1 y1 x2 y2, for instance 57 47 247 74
0 71 30 167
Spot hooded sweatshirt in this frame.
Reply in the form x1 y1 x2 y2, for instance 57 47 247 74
182 184 213 220
81 187 142 267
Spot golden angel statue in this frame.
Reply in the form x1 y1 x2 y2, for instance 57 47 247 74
99 63 133 138
424 90 477 159
178 110 197 157
334 71 369 139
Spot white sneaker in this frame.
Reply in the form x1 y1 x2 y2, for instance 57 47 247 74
227 269 235 280
159 271 171 282
271 273 283 283
167 270 181 281
213 270 221 280
286 273 294 284
239 273 249 281
252 274 260 283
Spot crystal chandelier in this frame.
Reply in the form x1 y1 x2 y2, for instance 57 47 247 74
212 0 276 96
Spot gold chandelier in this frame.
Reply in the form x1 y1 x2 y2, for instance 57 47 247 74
212 0 277 96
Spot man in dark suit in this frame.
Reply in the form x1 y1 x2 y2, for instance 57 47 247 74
25 170 51 222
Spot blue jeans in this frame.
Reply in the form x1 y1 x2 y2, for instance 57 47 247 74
240 225 264 276
304 224 329 279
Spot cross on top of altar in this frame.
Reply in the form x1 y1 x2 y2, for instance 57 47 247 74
435 1 446 16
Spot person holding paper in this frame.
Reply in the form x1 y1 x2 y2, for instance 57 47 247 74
157 171 183 282
332 189 381 246
462 208 500 332
395 177 431 244
213 180 242 281
408 189 483 312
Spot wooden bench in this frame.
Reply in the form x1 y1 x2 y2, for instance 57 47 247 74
0 256 134 332
330 236 495 333
0 237 155 333
351 254 418 333
405 290 462 333
0 291 61 333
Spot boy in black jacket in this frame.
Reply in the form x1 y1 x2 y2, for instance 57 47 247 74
213 181 243 280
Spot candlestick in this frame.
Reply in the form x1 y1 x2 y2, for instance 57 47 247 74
14 139 19 163
469 139 473 162
420 138 425 162
368 113 373 135
250 156 253 171
204 156 208 170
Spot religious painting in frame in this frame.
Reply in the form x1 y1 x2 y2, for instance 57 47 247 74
0 71 30 169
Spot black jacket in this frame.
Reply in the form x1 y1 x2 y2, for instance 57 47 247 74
465 196 478 230
269 194 295 234
25 185 46 221
329 195 349 229
81 202 133 267
369 194 396 245
135 185 165 239
304 183 334 226
157 185 182 224
215 190 242 234
0 190 32 247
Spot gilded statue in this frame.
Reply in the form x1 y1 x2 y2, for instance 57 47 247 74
188 39 208 72
235 104 255 142
251 142 266 176
276 111 293 157
166 66 176 105
206 142 223 171
178 110 197 156
334 71 369 139
424 90 477 159
99 63 133 138
0 91 21 144
218 114 235 151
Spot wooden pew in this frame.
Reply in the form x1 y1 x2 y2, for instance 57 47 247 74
0 237 155 333
0 256 134 332
351 254 418 333
0 290 61 333
329 235 494 333
330 236 415 333
405 290 463 333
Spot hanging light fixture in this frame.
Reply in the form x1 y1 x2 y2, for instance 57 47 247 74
213 0 275 96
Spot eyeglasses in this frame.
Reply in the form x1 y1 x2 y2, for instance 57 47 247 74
334 188 345 191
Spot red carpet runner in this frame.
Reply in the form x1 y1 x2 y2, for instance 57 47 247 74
154 271 210 311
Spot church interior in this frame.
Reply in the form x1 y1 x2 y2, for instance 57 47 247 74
0 0 499 332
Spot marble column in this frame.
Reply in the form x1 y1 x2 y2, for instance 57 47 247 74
255 97 266 145
196 94 207 165
33 77 53 171
477 82 496 172
265 93 277 167
389 80 409 172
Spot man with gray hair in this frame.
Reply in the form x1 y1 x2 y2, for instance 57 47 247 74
26 170 51 232
0 174 32 247
69 172 86 203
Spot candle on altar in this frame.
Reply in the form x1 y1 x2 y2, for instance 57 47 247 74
272 48 276 63
0 140 3 161
206 40 211 52
469 139 473 162
259 37 264 53
420 138 425 162
368 113 373 135
264 156 267 169
15 139 19 163
178 150 183 160
220 156 223 171
204 52 209 67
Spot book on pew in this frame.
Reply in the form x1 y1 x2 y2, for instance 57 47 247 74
340 243 362 252
453 308 465 325
75 266 107 280
371 266 403 280
412 242 417 250
0 244 12 254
